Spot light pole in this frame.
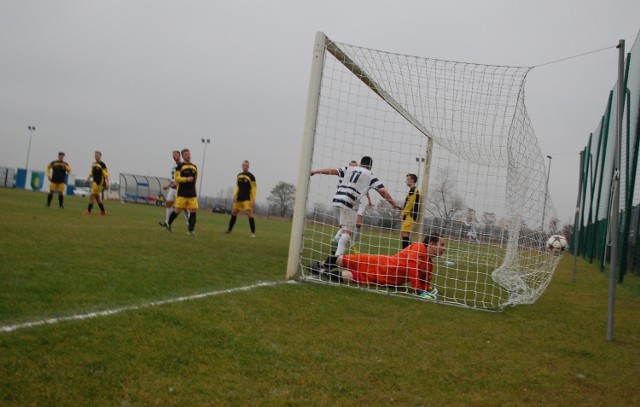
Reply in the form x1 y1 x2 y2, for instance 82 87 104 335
26 125 36 170
199 138 210 195
415 157 425 175
541 155 552 233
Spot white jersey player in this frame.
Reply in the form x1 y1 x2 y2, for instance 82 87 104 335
332 164 381 210
330 160 372 253
310 156 402 268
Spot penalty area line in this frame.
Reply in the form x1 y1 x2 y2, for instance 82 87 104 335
1 280 295 334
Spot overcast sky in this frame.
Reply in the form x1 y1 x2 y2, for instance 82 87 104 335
1 0 639 222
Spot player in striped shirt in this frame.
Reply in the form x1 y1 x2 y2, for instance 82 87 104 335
311 156 402 268
330 160 372 254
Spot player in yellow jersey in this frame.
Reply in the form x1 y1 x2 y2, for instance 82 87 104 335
400 173 420 249
159 150 190 227
84 151 109 215
164 148 199 236
46 151 71 208
225 160 257 237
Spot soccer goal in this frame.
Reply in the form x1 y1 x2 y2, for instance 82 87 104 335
287 32 562 311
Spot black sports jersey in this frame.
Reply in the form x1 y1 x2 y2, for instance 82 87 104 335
402 186 420 220
47 160 71 183
175 162 198 198
235 171 256 202
90 161 108 186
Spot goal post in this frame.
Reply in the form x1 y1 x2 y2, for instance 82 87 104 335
415 137 434 243
286 32 327 279
287 32 561 311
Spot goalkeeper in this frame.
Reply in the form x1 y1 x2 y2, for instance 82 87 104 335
313 234 445 299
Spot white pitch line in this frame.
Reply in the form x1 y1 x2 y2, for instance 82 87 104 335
1 280 295 334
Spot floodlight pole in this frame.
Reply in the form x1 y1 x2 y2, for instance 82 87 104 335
199 138 210 196
607 39 625 342
415 157 425 175
26 125 36 170
572 150 584 283
541 155 552 233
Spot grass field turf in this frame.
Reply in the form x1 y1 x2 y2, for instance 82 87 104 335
301 222 557 310
0 188 639 405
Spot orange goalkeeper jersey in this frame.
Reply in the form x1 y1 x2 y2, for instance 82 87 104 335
341 242 433 291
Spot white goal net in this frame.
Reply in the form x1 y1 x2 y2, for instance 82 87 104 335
287 33 562 311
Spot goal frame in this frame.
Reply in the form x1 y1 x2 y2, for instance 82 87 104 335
286 32 437 279
286 32 560 312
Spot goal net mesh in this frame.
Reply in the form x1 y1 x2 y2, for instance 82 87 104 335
297 35 561 311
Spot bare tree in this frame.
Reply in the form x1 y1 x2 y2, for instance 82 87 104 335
426 167 464 231
372 200 400 230
267 181 296 217
482 212 496 226
478 212 502 243
548 217 560 234
561 223 573 243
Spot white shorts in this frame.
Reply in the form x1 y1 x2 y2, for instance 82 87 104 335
338 208 357 232
166 187 177 203
357 203 366 216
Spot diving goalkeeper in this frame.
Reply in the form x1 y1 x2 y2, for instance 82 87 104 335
311 234 445 299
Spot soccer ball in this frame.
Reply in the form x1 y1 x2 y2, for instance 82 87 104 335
546 235 568 255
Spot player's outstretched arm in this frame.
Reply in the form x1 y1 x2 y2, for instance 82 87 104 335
377 188 402 210
310 168 339 176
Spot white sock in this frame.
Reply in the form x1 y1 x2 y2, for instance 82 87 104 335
335 233 352 256
352 227 361 244
165 207 173 223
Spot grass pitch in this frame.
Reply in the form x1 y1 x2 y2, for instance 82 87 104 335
0 188 639 406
